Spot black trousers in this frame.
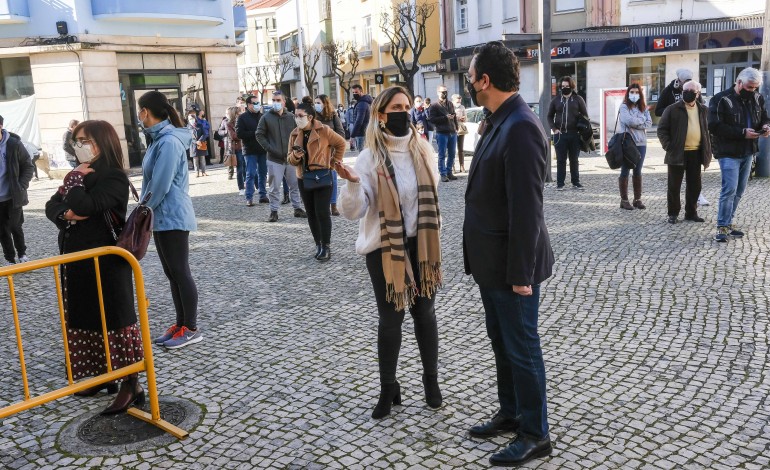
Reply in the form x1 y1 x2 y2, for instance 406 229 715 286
365 237 439 384
554 132 581 186
298 179 333 245
457 134 465 167
0 201 26 262
154 230 199 330
667 151 702 217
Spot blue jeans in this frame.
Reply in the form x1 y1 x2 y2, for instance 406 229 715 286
330 170 338 204
354 136 365 152
244 153 267 201
480 285 549 440
436 132 457 176
716 154 754 227
620 145 647 178
235 150 246 190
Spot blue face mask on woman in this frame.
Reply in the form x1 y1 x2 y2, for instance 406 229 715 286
314 103 323 113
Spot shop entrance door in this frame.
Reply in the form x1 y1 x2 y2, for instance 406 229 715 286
126 87 183 167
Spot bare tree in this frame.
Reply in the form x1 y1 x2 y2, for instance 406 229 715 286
249 65 273 103
240 67 256 94
292 43 324 96
380 0 436 96
270 54 295 88
322 40 361 103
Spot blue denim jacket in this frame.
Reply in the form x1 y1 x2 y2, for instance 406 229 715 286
141 120 197 232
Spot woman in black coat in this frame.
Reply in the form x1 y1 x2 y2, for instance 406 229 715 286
45 120 144 415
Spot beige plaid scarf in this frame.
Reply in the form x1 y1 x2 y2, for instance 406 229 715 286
377 152 442 311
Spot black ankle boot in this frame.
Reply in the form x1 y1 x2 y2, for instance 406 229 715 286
372 382 401 419
101 376 144 415
317 244 331 262
422 374 442 409
314 244 322 259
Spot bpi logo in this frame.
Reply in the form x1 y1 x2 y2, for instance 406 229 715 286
551 47 571 56
653 38 679 50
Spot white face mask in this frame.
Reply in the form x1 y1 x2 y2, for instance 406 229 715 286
295 116 309 129
414 101 423 108
74 144 96 163
628 93 640 103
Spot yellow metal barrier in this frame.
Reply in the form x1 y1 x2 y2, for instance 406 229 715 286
0 246 188 439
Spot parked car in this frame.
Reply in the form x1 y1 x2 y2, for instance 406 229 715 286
462 106 484 155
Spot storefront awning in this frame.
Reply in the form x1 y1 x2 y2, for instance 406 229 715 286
557 13 763 39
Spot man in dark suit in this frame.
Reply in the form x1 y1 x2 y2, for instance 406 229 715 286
462 41 555 467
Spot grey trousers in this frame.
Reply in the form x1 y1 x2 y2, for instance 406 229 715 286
267 160 301 211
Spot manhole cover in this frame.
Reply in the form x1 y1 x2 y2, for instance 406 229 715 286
58 396 202 457
77 401 187 446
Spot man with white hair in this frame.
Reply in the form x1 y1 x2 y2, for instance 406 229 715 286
656 68 694 117
708 67 770 242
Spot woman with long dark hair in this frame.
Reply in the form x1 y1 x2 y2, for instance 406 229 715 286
45 120 144 414
288 97 347 261
337 86 443 419
313 94 345 216
137 91 201 350
617 83 652 210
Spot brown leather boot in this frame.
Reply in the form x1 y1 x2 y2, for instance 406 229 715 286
330 203 340 216
632 175 645 209
619 178 633 210
101 375 144 415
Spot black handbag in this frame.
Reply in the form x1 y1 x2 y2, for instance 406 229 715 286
605 110 641 170
302 167 333 190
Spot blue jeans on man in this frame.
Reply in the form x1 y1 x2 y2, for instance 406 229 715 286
716 154 754 228
436 132 457 177
354 136 365 152
235 150 246 191
244 153 268 201
479 285 549 440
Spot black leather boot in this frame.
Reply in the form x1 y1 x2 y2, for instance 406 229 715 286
371 382 401 419
422 374 442 409
314 244 322 259
317 244 331 262
101 375 145 415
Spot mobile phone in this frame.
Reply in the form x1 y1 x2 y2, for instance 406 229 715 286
292 145 303 151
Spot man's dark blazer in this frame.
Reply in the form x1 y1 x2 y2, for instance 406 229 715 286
463 93 554 289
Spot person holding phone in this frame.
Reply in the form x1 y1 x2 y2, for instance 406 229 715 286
337 86 443 420
708 67 770 242
287 97 346 261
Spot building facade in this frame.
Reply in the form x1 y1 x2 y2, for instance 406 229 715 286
0 0 244 167
441 0 762 127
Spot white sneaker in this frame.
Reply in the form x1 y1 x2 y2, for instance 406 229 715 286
18 255 29 263
698 194 710 206
239 189 245 196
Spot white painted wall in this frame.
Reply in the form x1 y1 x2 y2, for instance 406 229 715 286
664 53 700 84
585 56 627 121
453 0 522 49
275 0 329 97
620 0 762 25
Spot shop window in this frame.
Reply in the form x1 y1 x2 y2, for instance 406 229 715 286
551 61 587 103
627 56 665 121
0 57 35 101
362 16 372 51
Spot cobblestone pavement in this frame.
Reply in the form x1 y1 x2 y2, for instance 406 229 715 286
1 142 769 469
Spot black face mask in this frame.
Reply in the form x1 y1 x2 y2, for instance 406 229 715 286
561 87 572 95
682 90 697 104
352 93 361 100
384 111 410 137
738 88 755 100
440 91 448 100
466 81 480 106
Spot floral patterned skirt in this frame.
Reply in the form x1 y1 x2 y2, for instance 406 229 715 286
67 324 144 381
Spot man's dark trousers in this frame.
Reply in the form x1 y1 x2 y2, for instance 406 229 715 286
0 200 25 262
667 150 701 218
554 132 581 187
480 284 549 439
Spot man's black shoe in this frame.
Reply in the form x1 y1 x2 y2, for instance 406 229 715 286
258 197 269 204
468 412 520 438
441 175 449 182
667 215 677 224
447 173 458 180
489 435 552 467
684 214 705 222
282 194 290 204
268 211 278 222
294 208 307 218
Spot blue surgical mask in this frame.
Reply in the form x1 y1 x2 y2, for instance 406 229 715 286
314 104 323 113
272 102 283 112
628 93 640 103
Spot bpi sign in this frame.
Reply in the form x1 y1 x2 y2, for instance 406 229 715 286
551 47 571 57
653 38 679 50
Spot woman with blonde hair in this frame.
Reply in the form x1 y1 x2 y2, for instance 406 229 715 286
337 86 443 419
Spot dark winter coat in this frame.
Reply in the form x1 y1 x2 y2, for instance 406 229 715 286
235 109 267 155
318 113 345 138
1 132 35 208
708 87 770 158
351 94 373 138
427 100 458 134
45 158 136 332
655 79 683 117
657 100 712 168
547 93 588 133
409 107 433 131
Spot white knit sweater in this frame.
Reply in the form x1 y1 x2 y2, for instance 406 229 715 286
339 132 439 255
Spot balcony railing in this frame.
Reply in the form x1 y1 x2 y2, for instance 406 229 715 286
0 0 30 24
91 0 225 25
